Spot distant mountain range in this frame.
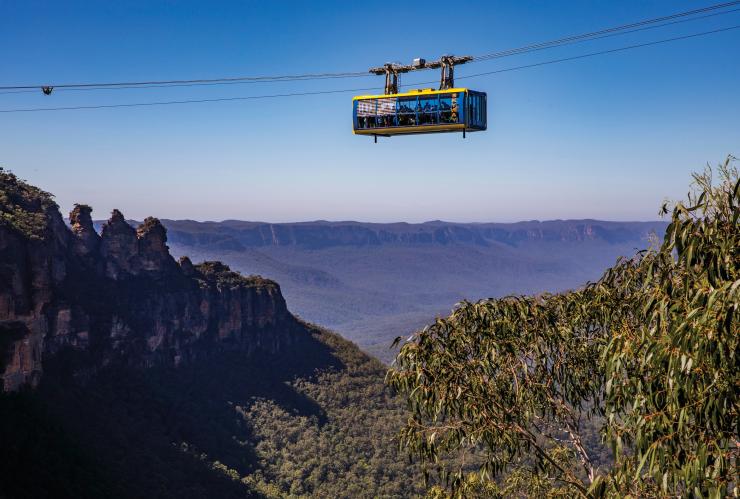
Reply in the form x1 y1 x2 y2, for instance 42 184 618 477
154 219 663 249
149 219 668 362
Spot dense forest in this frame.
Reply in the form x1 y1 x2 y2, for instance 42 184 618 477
0 324 422 498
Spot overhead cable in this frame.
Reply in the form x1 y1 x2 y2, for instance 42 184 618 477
1 1 738 94
1 24 737 114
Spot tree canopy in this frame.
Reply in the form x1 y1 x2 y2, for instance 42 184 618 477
387 157 738 498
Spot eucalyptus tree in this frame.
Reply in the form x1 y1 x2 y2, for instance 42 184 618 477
387 157 738 498
598 158 738 497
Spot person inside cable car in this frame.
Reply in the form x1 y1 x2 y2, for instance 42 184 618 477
398 102 411 126
424 101 439 124
439 100 451 123
421 102 431 124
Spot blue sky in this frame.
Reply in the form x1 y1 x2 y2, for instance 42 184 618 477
1 0 739 223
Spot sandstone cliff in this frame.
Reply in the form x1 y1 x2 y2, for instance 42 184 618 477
0 170 298 392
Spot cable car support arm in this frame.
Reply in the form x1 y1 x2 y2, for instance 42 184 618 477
368 55 472 95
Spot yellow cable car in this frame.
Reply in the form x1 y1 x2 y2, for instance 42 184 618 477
352 87 486 138
354 56 486 140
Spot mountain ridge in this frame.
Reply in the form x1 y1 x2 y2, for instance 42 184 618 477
154 218 667 362
92 218 667 252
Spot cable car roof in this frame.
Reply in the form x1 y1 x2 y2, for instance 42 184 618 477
352 87 473 101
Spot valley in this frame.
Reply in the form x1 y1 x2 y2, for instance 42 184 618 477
161 220 667 361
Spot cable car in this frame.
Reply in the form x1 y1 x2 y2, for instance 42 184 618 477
353 55 487 140
352 88 487 137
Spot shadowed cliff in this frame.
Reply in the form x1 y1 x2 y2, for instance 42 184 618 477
0 170 299 392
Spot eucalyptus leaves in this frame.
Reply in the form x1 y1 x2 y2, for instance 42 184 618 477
387 157 738 498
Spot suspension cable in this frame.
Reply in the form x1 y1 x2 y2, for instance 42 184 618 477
1 1 738 94
1 24 737 114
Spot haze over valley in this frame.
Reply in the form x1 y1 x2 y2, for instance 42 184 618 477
158 219 667 361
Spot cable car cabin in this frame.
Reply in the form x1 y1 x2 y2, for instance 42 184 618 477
353 88 486 137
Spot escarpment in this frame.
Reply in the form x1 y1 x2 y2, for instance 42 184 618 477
162 219 667 250
0 171 298 392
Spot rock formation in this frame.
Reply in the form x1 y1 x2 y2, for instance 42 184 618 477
0 170 298 392
69 203 100 257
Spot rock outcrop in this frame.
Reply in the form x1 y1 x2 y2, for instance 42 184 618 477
69 203 100 257
0 170 298 392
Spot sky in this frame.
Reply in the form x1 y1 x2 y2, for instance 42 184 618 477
1 0 739 223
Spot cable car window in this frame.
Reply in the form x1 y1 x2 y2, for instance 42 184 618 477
397 96 417 126
419 96 439 125
468 92 486 128
439 93 461 124
439 95 452 123
479 94 485 126
468 94 475 127
356 99 374 129
468 93 481 127
376 97 396 128
480 93 487 128
476 94 483 126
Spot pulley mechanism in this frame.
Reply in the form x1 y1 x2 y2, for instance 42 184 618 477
370 63 400 95
369 55 472 95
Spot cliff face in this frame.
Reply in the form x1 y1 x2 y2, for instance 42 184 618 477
0 171 297 392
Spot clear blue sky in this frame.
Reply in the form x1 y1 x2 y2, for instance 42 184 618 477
1 0 739 223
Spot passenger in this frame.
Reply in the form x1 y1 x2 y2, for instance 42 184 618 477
451 97 458 123
402 104 414 125
440 101 451 123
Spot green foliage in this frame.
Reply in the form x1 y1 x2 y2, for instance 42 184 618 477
388 157 739 497
0 324 422 498
386 279 613 495
598 157 739 497
0 167 57 240
195 260 276 289
230 325 422 498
